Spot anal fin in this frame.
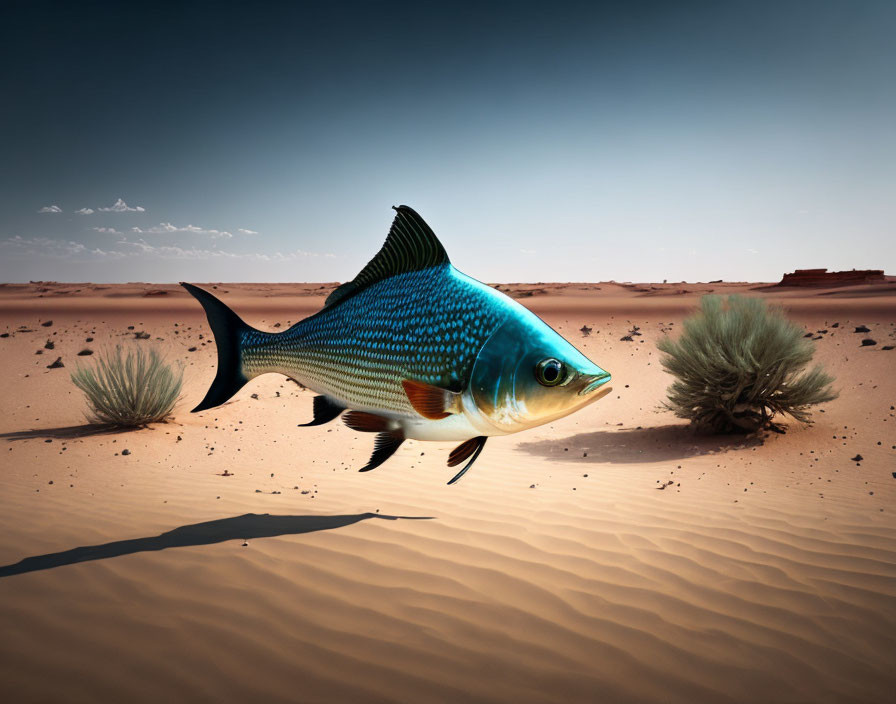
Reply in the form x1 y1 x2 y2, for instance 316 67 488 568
359 430 405 472
299 396 345 427
447 436 487 485
344 411 393 433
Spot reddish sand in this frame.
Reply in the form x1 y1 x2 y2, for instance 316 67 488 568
1 280 895 703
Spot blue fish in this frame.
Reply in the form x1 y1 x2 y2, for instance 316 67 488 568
183 206 611 483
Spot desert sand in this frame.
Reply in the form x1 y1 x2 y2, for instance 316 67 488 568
1 280 895 703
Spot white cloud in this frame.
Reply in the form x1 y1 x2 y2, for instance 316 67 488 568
120 239 331 260
0 235 124 259
92 227 122 234
130 222 233 239
1 235 333 262
38 205 62 214
75 207 95 215
519 248 536 255
98 198 145 213
237 228 258 235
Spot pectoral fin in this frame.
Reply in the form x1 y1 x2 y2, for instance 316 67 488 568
359 430 405 472
446 436 487 485
402 379 459 420
299 396 345 427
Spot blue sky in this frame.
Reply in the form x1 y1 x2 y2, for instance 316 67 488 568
1 0 893 283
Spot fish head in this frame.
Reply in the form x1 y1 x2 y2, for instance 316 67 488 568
467 310 612 434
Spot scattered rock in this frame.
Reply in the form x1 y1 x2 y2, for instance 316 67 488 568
121 449 131 456
251 393 259 399
44 339 54 350
46 357 64 369
0 333 9 338
86 337 94 342
77 349 93 356
854 325 870 333
188 347 197 352
580 325 592 336
882 345 894 351
861 339 877 346
41 320 53 327
620 335 633 342
851 454 863 462
134 331 151 340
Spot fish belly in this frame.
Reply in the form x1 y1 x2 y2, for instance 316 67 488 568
400 414 482 441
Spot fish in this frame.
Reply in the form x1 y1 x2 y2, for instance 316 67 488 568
182 205 611 484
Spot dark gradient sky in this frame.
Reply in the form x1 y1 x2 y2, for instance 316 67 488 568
1 0 893 282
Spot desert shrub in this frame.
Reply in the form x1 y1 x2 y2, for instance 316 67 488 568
657 295 837 433
71 345 183 426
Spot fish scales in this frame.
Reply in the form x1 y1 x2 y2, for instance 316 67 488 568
239 266 509 416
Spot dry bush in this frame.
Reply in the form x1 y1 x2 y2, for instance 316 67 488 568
657 295 837 433
71 345 183 426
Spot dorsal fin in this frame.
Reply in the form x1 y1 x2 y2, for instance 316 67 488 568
325 205 450 308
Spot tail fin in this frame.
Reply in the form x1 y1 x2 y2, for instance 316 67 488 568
181 282 253 412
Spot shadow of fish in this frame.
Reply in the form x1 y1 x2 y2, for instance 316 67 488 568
182 206 611 484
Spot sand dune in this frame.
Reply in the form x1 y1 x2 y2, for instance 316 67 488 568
1 281 894 703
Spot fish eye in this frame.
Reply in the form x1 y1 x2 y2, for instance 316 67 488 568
534 358 565 387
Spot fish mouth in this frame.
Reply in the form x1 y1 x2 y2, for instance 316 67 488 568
578 372 612 396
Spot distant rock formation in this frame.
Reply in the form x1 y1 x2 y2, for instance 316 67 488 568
777 268 886 287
